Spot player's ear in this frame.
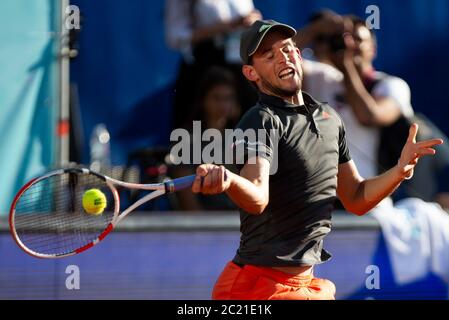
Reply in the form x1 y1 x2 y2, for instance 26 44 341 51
242 65 259 82
296 47 303 63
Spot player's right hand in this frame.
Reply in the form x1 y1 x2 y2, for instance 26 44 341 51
192 164 231 195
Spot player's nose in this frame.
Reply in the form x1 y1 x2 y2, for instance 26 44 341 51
277 51 290 64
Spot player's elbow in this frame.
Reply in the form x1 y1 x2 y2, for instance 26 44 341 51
346 205 369 216
246 202 268 215
244 196 269 215
351 209 369 216
340 200 368 216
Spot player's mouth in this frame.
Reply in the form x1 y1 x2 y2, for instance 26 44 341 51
278 67 295 80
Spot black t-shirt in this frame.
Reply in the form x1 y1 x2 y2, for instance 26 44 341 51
232 92 351 267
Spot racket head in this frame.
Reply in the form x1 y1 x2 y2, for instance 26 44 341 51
9 168 119 259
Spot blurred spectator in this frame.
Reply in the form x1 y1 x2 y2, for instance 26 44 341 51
299 14 449 292
295 9 344 65
165 0 260 130
298 13 449 210
170 66 240 211
186 66 241 131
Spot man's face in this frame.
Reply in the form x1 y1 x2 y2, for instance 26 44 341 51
204 84 239 123
352 25 376 63
244 31 303 98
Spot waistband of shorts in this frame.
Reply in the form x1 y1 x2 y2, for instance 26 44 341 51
231 262 314 287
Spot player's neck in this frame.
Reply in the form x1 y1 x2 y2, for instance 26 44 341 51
284 91 304 106
260 87 304 106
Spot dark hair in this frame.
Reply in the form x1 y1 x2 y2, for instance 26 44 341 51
308 9 339 24
346 14 367 28
307 10 344 51
196 66 236 104
184 66 240 130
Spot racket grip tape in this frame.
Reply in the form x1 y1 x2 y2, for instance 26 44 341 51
164 175 197 193
164 171 228 193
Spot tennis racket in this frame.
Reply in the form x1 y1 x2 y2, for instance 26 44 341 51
9 167 197 259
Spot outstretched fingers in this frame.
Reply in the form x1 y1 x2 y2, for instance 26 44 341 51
407 123 419 143
415 139 444 148
416 148 437 156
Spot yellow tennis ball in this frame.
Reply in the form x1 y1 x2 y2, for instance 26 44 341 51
82 189 107 215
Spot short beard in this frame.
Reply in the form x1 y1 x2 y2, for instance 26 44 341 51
260 74 302 99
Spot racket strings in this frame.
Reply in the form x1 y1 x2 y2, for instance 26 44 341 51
13 172 115 256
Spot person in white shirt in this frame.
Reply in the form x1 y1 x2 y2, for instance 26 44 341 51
165 0 261 62
298 14 449 210
299 15 413 179
297 13 449 295
165 0 261 130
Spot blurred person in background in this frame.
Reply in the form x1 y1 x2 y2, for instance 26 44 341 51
165 0 261 130
295 9 344 66
297 13 449 291
170 66 240 211
297 12 449 211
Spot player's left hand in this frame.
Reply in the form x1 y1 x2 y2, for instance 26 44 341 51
396 123 444 179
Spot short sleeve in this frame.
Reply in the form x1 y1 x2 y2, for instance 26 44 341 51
372 76 414 118
233 107 281 171
338 119 351 164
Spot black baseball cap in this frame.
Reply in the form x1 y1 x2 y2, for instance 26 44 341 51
240 20 297 65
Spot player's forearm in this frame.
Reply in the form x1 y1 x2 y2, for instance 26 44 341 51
225 171 269 214
352 165 405 215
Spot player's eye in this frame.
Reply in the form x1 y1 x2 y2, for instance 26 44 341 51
266 52 274 60
283 45 293 53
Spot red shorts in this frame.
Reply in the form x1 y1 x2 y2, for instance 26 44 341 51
212 261 336 300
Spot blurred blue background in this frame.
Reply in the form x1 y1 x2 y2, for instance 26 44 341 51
1 0 449 213
70 0 449 165
1 0 449 300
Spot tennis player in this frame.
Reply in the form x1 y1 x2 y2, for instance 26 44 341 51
191 20 443 300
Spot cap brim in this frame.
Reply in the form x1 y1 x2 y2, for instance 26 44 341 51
248 24 297 57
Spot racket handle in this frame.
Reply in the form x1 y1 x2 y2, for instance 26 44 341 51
164 171 228 193
164 175 197 193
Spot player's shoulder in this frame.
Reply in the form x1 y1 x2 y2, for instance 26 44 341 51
236 102 281 130
241 102 278 121
326 104 345 126
308 93 345 127
304 91 336 112
303 91 343 124
321 102 344 124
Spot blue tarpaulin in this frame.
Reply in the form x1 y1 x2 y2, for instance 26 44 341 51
70 0 449 166
0 0 60 215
